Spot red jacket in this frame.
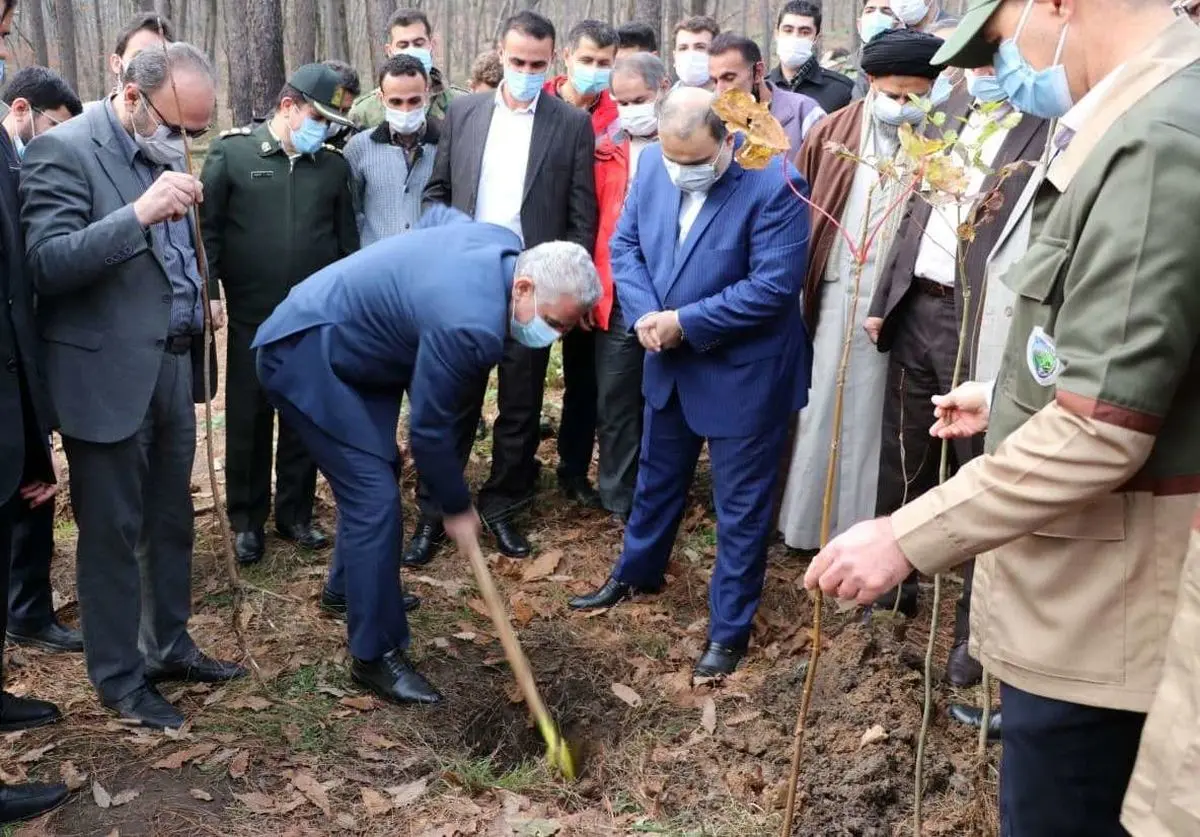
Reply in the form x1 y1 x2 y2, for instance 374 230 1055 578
544 76 625 330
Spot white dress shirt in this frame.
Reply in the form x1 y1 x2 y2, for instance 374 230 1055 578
914 104 1012 286
474 84 538 243
677 189 707 246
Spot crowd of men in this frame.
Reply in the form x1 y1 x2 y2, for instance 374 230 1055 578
0 0 1198 833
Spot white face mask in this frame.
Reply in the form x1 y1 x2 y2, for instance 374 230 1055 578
618 102 658 137
663 141 731 193
776 36 815 70
892 0 930 25
674 50 711 87
385 105 426 136
872 92 925 126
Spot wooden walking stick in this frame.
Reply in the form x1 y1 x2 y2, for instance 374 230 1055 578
461 538 579 780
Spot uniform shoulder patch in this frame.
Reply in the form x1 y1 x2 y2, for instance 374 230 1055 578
219 127 253 138
321 143 344 155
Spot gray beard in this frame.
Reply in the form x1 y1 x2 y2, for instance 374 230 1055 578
871 117 902 157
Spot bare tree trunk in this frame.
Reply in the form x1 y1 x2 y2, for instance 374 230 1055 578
689 0 706 16
442 0 453 81
224 0 254 125
92 0 107 100
155 0 174 20
137 0 155 10
322 0 350 62
760 0 771 57
666 0 681 31
291 0 318 68
247 0 286 120
204 0 219 59
53 0 79 91
176 0 189 41
26 0 50 66
633 0 663 57
365 0 390 47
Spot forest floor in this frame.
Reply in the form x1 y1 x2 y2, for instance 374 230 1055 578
4 335 999 837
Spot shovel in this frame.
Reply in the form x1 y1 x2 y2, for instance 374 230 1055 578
461 538 579 780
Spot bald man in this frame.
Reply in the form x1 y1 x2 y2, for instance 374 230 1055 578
569 87 812 680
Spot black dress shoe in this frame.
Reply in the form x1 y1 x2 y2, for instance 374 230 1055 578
873 582 919 618
949 704 1002 740
402 517 445 567
235 529 265 565
146 648 247 684
320 587 419 617
487 518 531 558
276 522 330 550
559 475 602 509
351 649 443 705
0 781 70 825
103 683 184 730
0 693 62 732
694 642 744 678
568 577 659 610
6 620 84 653
946 639 984 687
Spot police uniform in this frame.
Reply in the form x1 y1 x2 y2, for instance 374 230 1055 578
199 64 359 548
884 18 1200 835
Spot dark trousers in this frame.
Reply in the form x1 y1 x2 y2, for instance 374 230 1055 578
556 326 598 482
1000 683 1145 837
594 303 644 517
224 319 317 533
8 497 55 633
273 396 409 661
0 496 15 683
877 287 977 629
614 392 787 648
64 352 198 702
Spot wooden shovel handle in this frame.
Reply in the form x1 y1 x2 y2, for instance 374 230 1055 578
462 539 555 727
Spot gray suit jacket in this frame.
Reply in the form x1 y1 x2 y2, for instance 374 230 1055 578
19 101 216 445
421 90 597 251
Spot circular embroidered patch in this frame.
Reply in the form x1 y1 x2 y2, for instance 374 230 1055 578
1026 325 1061 387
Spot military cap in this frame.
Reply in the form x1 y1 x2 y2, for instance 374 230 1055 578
288 63 356 127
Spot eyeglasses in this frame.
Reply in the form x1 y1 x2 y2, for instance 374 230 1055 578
142 94 210 140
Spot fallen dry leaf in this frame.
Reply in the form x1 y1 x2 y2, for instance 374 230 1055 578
339 695 376 712
228 750 249 779
466 599 492 620
234 791 276 814
291 771 332 817
92 781 112 809
111 789 140 807
152 743 218 770
521 549 562 582
189 789 214 802
725 710 762 727
60 761 88 792
361 787 393 817
513 819 561 837
610 683 642 708
511 597 535 626
17 743 55 764
226 695 273 712
386 776 428 808
860 724 889 748
701 697 717 734
411 575 468 596
361 731 398 750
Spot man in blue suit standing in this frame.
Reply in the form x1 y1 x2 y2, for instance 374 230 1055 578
569 87 812 679
254 206 601 704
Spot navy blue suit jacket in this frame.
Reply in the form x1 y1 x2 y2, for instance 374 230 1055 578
611 145 813 438
253 206 520 514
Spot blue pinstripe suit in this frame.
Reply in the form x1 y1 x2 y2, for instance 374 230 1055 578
610 144 813 649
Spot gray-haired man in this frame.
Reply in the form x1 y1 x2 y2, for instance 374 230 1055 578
20 41 245 730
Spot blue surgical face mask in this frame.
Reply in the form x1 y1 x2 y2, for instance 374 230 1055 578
872 92 924 126
859 11 895 44
291 109 329 155
511 288 561 349
993 0 1073 119
504 66 546 103
966 70 1007 104
570 63 612 96
929 75 954 107
663 140 731 193
398 46 433 74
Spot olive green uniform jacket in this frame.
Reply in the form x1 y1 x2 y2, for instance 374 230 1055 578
891 19 1200 715
199 121 359 324
347 67 467 130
